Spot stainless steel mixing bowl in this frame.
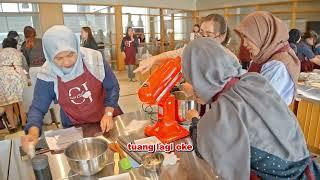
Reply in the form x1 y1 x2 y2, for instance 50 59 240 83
64 137 108 176
174 91 199 122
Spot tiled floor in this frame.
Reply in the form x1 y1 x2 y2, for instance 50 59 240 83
0 70 142 140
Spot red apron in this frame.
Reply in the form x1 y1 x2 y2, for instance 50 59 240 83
57 64 121 125
124 40 136 65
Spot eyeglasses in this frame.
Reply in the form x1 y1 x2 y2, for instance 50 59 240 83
199 30 221 39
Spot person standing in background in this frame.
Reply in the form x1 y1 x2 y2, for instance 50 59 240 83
121 27 139 82
81 27 98 50
0 38 28 132
190 24 201 41
288 29 302 54
21 26 46 67
21 26 48 125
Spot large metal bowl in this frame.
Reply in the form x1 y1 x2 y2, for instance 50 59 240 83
64 137 108 176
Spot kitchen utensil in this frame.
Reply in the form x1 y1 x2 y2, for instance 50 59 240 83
109 142 132 170
141 153 164 180
113 153 120 175
31 154 52 180
141 153 164 172
64 137 108 176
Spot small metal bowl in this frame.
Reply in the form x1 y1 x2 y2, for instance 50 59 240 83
141 153 164 172
64 137 108 176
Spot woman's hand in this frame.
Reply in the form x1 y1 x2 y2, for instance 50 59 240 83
122 52 126 59
21 127 39 156
100 107 114 132
186 109 200 121
180 83 194 97
133 57 156 74
100 114 114 133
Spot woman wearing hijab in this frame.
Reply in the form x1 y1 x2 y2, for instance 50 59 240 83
21 26 122 150
234 11 300 105
184 38 320 180
289 29 302 54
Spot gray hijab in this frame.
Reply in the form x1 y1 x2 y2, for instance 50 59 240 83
182 38 309 180
182 38 243 103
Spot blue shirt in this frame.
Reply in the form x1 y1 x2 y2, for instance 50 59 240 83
296 41 315 61
25 62 120 133
315 46 320 55
261 60 295 105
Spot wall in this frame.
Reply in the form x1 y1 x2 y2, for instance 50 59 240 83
197 1 320 55
9 0 197 10
196 0 291 10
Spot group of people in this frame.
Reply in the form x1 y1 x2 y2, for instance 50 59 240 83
0 9 317 179
288 29 320 72
135 11 320 179
0 26 44 132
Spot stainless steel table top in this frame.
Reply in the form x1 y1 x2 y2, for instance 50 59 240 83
0 139 11 180
297 84 320 103
6 111 217 180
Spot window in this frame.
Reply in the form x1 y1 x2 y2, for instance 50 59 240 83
63 4 114 41
0 3 40 43
63 4 116 64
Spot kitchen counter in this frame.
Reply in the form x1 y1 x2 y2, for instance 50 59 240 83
0 139 11 180
2 111 217 180
297 84 320 103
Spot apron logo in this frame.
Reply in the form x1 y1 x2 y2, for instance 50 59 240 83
68 82 93 105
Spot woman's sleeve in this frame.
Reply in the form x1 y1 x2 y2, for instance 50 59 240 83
260 60 294 105
154 47 185 62
21 46 30 67
135 38 139 53
21 54 29 72
24 79 55 135
102 63 120 108
197 100 250 180
302 45 315 60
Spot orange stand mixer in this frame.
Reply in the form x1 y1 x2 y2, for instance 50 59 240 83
138 57 189 143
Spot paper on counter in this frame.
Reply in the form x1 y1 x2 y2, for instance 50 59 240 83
99 172 131 180
44 127 83 151
163 152 180 166
134 136 161 145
